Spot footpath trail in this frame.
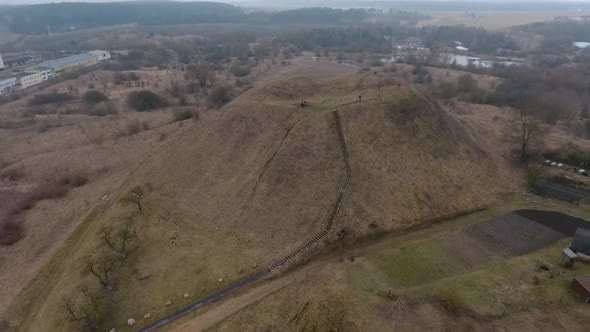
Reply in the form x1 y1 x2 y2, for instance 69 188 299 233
138 110 352 332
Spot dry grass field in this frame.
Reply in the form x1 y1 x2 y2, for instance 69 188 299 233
420 11 581 30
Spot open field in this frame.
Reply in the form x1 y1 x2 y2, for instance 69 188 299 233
420 11 581 30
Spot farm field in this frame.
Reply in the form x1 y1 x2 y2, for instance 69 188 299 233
420 11 580 30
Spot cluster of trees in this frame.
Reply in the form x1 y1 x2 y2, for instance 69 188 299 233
65 186 144 331
0 3 371 34
420 26 519 53
434 74 486 103
488 65 590 125
2 2 243 34
276 26 405 53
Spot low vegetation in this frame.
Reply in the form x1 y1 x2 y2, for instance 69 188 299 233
172 109 198 122
121 119 150 137
126 90 168 112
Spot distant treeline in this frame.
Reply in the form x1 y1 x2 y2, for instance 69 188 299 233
277 25 519 54
0 2 371 34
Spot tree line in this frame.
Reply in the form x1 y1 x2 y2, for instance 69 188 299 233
0 2 371 34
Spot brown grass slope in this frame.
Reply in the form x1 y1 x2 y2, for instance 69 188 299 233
337 89 518 237
133 74 516 253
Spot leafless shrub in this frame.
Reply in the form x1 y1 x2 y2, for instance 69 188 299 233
121 186 145 212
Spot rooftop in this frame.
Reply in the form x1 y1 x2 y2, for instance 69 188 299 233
40 53 96 70
0 71 16 80
574 274 590 292
87 50 109 56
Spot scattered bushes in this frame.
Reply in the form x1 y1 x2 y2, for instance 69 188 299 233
113 72 140 84
28 93 76 106
126 90 168 112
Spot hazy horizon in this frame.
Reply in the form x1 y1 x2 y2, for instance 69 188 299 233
2 0 590 4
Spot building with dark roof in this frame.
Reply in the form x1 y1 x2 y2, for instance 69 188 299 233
571 228 590 255
571 274 590 303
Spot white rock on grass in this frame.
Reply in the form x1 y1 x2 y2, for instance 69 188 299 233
218 278 223 283
184 293 190 299
127 318 136 326
138 272 150 280
144 313 151 319
165 300 172 306
109 329 117 332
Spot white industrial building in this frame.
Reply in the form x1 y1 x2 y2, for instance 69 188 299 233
16 67 53 89
0 72 17 95
87 50 111 62
40 53 99 73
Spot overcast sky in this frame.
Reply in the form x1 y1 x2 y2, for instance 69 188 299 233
0 0 589 4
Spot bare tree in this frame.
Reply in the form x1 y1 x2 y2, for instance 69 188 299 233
122 186 145 212
516 109 541 162
101 219 135 262
88 256 116 290
64 285 103 330
189 63 213 88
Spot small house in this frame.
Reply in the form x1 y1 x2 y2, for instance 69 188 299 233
571 274 590 303
561 248 577 268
